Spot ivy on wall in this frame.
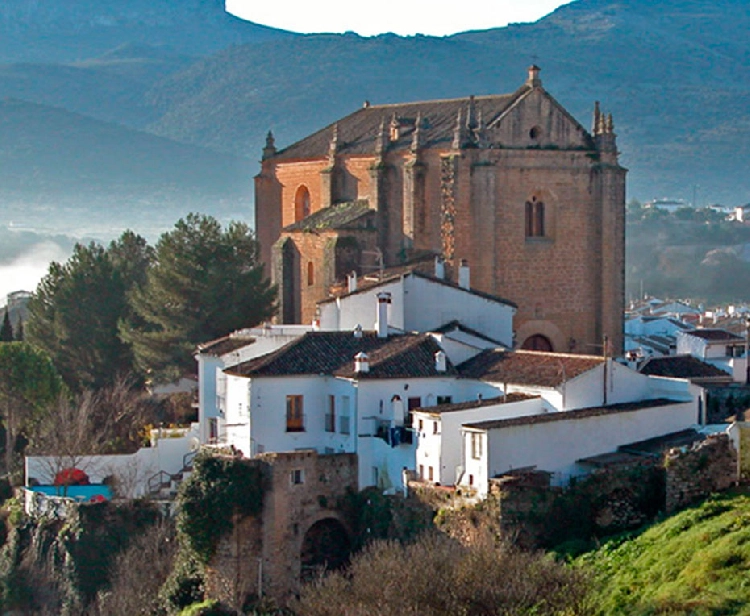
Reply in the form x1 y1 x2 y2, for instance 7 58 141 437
177 454 266 564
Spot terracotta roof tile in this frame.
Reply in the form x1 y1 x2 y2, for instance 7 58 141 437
282 200 375 232
464 398 679 431
458 349 603 387
227 331 456 379
197 335 255 356
271 91 528 161
685 328 743 342
639 355 731 379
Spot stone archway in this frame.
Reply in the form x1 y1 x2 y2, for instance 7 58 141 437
300 517 351 582
521 334 553 351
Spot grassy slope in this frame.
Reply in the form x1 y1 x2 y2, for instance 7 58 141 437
579 494 750 615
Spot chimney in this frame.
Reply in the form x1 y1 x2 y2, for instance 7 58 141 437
354 352 369 373
353 324 363 338
527 65 542 88
376 292 391 338
347 271 358 293
434 255 445 279
458 259 470 289
434 350 447 372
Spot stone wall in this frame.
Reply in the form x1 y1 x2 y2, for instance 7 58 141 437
205 451 358 610
665 433 737 513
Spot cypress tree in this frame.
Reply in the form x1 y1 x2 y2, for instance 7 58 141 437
0 309 13 342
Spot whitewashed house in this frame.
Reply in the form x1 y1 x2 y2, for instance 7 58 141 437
196 325 313 444
676 328 748 381
461 396 700 497
317 264 515 350
412 349 704 497
413 393 542 487
221 319 491 490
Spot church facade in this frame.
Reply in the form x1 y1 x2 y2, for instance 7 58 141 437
255 66 626 355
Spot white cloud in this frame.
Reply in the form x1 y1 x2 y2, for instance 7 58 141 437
226 0 571 36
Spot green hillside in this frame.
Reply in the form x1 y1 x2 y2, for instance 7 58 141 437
579 493 750 615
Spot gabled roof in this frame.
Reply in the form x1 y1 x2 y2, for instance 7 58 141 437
226 331 456 379
432 320 505 346
270 90 527 161
458 349 604 388
464 399 679 431
639 355 732 380
282 200 375 232
412 393 538 416
197 335 255 357
318 267 516 309
684 328 743 342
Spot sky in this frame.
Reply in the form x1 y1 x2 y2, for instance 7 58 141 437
225 0 573 37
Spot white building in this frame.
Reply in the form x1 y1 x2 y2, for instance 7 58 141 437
676 328 748 381
413 349 704 497
222 328 484 490
317 266 515 349
461 396 700 497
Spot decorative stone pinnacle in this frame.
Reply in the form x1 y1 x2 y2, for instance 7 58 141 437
593 101 601 134
262 130 276 159
606 113 614 133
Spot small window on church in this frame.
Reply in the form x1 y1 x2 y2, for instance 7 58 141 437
307 261 314 286
525 196 545 238
529 125 542 141
294 185 311 222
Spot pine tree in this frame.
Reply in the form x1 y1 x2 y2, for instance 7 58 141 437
0 309 13 342
122 214 276 382
26 232 152 391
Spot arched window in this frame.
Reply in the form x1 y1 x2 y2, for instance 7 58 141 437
307 261 314 286
525 196 545 238
295 185 311 222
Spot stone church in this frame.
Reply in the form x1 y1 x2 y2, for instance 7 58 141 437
255 66 626 355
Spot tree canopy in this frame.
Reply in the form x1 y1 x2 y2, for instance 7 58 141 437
0 310 12 342
122 214 276 383
0 342 64 473
26 231 153 391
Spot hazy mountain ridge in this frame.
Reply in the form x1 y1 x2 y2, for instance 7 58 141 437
0 0 293 62
1 0 750 234
140 0 750 204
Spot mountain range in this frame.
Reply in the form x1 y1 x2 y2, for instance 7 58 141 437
0 0 749 239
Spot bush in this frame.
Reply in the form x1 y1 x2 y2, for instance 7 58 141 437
295 532 593 616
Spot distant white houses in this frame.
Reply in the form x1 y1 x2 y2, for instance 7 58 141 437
676 328 748 382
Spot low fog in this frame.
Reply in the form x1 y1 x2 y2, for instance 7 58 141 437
0 232 74 306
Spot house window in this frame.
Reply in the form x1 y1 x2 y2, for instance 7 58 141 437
290 469 304 485
372 467 379 486
418 419 424 432
325 395 336 432
436 395 452 405
340 395 351 435
428 466 434 482
469 474 474 486
471 432 483 460
433 421 439 435
525 196 545 238
286 395 304 432
419 464 424 480
307 261 314 286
